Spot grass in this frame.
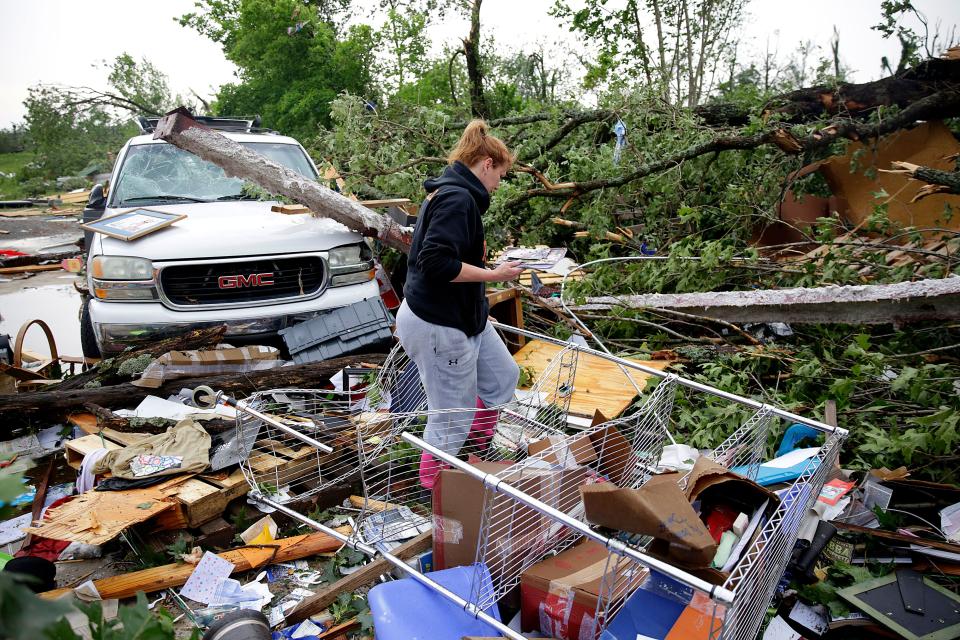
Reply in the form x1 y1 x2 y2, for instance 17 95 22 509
0 151 34 199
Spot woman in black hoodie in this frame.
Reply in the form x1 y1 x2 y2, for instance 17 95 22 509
396 120 524 488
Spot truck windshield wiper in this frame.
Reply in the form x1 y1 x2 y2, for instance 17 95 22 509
119 195 211 205
215 194 262 201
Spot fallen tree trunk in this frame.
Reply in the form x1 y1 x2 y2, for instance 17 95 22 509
561 277 960 325
0 352 387 432
40 528 350 601
154 108 413 253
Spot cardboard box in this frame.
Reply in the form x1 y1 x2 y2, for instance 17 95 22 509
580 457 779 576
520 539 641 640
132 345 281 388
432 462 589 578
528 434 597 467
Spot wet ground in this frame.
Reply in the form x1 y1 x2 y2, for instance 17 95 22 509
0 213 84 357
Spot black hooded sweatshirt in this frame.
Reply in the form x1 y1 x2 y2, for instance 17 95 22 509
404 161 490 336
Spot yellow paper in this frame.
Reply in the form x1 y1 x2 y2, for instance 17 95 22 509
248 525 275 545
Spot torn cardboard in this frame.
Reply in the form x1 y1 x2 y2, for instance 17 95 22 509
581 476 717 568
528 434 597 467
433 462 589 577
132 345 282 388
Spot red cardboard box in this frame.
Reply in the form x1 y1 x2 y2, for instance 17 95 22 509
520 539 628 640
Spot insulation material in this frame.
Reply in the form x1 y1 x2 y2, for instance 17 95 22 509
22 475 190 545
819 120 960 230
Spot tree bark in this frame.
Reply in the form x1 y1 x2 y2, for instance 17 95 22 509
154 108 413 253
462 0 489 119
0 353 387 433
885 160 960 201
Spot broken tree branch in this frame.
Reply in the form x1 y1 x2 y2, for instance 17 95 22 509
506 89 960 210
154 108 413 253
883 160 960 201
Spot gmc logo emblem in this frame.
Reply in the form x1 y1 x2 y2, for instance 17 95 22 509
218 273 274 289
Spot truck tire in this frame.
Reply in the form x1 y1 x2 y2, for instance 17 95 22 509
80 298 101 359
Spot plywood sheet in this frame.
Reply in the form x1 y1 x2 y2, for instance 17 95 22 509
23 475 190 545
513 340 669 418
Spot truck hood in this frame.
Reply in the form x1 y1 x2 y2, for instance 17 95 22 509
95 201 361 260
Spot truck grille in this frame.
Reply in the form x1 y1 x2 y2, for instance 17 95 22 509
159 256 325 306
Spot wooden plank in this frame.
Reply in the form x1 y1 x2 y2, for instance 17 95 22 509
64 434 123 470
359 198 412 208
175 478 230 527
286 531 432 624
67 413 151 447
0 264 63 274
23 475 191 545
199 468 250 502
40 528 351 601
512 339 668 419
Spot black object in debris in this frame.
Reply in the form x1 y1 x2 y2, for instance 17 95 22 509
280 298 393 364
897 569 926 615
791 520 837 583
0 334 11 364
202 609 271 640
3 556 57 592
839 570 960 640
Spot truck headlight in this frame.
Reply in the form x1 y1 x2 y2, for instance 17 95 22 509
91 255 158 300
92 256 155 280
329 243 375 287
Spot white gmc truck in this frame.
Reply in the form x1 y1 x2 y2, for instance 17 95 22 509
82 118 379 357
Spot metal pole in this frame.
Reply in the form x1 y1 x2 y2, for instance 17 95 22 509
401 432 737 605
235 400 334 453
251 494 523 640
491 321 847 437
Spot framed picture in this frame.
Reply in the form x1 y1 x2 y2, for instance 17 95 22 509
80 208 187 241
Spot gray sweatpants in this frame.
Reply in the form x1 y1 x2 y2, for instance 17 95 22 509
395 300 520 455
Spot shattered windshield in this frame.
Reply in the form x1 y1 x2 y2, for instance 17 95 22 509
110 141 318 207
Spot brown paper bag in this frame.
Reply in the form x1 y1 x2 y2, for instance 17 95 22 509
580 476 717 567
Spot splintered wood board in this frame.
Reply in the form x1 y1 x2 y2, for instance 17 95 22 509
513 339 669 418
23 475 191 545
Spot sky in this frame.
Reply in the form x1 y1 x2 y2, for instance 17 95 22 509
0 0 958 129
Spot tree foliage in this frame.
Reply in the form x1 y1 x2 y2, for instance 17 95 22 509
179 0 376 139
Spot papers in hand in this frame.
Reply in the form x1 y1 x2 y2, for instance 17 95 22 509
497 247 567 270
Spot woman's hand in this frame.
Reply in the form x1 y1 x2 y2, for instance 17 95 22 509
487 260 524 282
452 260 524 283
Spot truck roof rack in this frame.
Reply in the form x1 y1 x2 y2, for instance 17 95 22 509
136 115 275 134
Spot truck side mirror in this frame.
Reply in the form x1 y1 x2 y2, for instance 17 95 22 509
87 183 106 210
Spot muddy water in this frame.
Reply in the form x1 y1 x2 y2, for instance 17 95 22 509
0 273 83 357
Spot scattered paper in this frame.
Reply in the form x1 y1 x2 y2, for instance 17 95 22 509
818 478 855 506
209 576 273 611
114 395 236 421
762 447 820 469
181 551 236 604
940 501 960 543
762 616 800 640
240 515 278 545
0 513 32 547
788 601 829 636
